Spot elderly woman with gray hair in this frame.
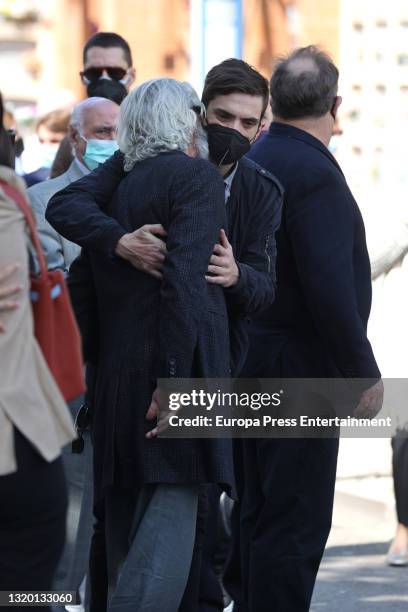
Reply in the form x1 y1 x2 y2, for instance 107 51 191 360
54 78 234 610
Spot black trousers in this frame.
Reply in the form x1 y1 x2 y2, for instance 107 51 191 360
0 428 67 612
392 433 408 526
239 437 339 612
198 485 225 612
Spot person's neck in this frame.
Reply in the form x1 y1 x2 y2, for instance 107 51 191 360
274 116 331 147
215 162 234 177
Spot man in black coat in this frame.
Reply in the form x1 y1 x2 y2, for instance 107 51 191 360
239 46 383 611
63 77 236 610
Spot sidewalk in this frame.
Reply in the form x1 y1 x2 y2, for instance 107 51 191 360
312 473 408 611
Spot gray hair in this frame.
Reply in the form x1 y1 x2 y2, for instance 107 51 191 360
117 78 205 170
70 96 113 132
270 45 339 120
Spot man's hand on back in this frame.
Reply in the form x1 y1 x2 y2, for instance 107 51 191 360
354 379 384 419
115 224 167 279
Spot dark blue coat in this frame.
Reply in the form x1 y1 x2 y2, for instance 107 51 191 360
245 122 380 381
60 152 235 498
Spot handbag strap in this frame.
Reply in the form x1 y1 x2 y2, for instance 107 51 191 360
0 180 48 278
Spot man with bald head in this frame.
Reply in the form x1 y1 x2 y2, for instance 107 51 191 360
28 96 119 272
238 46 383 611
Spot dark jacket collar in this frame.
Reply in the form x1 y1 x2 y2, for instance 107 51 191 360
269 121 344 176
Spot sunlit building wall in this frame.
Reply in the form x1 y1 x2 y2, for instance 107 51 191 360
338 0 408 202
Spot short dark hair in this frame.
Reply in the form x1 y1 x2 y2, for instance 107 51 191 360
202 58 269 118
37 108 70 134
83 32 133 67
270 45 339 120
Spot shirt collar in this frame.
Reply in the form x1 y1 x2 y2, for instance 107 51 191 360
223 162 238 203
74 157 90 176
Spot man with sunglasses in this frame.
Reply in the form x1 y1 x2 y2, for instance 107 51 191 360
80 32 136 104
51 32 135 179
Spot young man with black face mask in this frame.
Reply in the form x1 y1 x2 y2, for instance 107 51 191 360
51 32 135 179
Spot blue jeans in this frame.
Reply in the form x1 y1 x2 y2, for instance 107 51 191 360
104 484 200 611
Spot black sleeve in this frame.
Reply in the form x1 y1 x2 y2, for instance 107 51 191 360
158 160 226 378
67 250 99 365
287 168 380 380
225 177 283 315
46 150 127 256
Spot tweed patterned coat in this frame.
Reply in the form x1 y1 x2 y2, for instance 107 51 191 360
69 152 234 499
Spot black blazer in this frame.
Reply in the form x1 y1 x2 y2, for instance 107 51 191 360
68 152 234 498
245 123 380 381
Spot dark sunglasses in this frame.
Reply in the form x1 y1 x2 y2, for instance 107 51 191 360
81 66 127 82
71 403 91 454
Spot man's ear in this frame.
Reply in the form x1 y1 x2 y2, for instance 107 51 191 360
331 96 343 120
68 125 80 147
126 67 136 88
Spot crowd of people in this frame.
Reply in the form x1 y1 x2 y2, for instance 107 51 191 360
0 30 387 612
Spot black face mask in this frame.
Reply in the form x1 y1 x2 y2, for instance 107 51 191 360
86 79 128 105
204 123 251 166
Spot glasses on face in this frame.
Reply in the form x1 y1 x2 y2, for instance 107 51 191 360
81 66 127 83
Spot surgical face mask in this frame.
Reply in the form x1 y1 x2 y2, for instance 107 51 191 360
204 123 251 166
82 139 119 170
86 78 128 105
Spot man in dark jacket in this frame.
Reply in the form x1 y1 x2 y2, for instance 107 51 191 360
239 46 383 612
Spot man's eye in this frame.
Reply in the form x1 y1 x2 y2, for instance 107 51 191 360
95 129 111 136
216 112 232 120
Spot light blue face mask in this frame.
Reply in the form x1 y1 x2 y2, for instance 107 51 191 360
83 139 119 170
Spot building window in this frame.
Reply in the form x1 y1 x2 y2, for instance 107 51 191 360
375 84 386 94
398 54 408 65
352 84 362 92
376 20 387 28
353 22 363 32
349 109 361 121
401 85 408 93
352 146 362 155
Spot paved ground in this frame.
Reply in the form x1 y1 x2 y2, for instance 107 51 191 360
312 483 408 612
